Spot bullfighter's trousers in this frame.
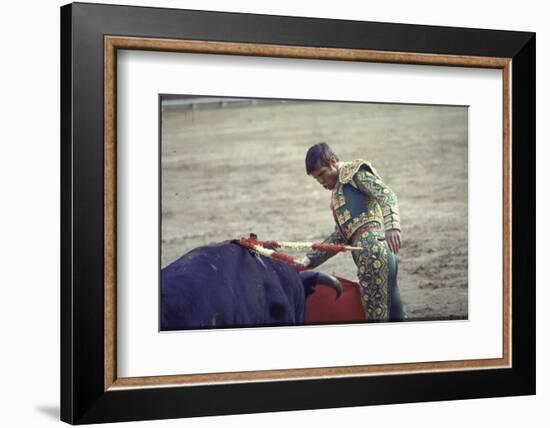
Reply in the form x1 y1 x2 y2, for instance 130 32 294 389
351 230 404 322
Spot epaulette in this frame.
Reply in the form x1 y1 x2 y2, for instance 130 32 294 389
338 159 381 184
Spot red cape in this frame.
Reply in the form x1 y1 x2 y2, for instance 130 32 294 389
305 276 366 324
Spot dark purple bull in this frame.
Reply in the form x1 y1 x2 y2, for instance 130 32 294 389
161 241 340 330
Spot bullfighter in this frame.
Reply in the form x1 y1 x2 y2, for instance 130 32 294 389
302 142 405 322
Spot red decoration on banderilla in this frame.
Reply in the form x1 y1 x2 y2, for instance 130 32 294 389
236 233 362 271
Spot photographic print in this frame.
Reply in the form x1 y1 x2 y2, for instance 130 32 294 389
159 95 468 331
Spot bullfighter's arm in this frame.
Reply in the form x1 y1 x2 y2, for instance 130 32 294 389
353 168 401 231
353 167 402 253
301 225 347 269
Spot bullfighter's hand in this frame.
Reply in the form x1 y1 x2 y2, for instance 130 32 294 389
299 255 311 267
384 229 401 254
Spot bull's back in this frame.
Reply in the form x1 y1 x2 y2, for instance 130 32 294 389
160 242 305 330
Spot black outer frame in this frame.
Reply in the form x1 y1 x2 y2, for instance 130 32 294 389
60 2 535 425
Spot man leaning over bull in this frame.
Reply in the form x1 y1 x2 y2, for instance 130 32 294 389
302 142 405 322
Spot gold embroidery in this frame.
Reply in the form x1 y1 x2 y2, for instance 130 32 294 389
332 160 395 239
338 159 381 183
354 232 390 322
332 193 346 210
336 209 351 224
352 166 401 230
341 206 383 239
331 183 346 210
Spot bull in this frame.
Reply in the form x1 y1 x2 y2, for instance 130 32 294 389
160 240 342 330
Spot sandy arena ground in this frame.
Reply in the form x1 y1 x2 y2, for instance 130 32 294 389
161 100 468 321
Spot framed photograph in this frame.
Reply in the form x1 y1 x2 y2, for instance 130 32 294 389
60 2 535 424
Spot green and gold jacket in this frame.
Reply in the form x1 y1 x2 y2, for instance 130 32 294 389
306 159 400 268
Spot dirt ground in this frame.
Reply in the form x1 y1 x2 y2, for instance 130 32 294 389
161 100 468 321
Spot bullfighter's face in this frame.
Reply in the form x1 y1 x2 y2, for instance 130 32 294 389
310 157 339 191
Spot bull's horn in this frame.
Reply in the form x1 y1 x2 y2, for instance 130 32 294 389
299 270 342 300
316 272 342 300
